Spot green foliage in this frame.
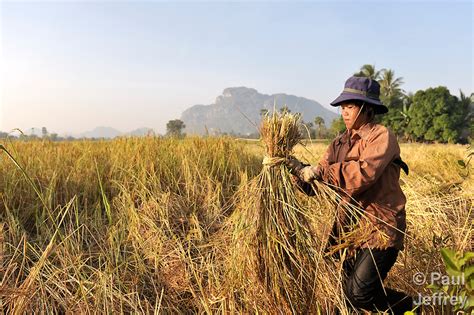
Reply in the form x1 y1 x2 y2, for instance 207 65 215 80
427 248 474 311
379 69 404 101
330 116 346 136
459 91 474 142
379 94 406 137
406 87 469 143
378 69 407 137
354 64 473 144
166 119 186 138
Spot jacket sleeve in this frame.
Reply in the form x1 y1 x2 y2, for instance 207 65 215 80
291 140 336 196
321 128 398 197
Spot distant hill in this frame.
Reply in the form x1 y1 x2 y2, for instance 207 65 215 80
126 127 155 137
78 127 155 139
79 127 122 139
6 127 157 139
181 87 338 135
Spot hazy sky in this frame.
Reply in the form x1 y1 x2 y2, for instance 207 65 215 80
1 1 472 135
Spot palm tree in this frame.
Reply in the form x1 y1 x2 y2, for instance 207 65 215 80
379 69 404 102
354 64 383 80
313 116 325 139
300 121 313 139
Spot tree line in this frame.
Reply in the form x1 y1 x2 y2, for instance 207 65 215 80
0 127 75 141
302 65 473 143
345 64 472 144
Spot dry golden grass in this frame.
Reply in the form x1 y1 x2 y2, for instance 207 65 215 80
0 136 472 313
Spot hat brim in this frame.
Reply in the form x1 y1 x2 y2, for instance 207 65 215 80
330 92 388 114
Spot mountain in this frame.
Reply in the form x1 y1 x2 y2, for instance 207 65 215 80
79 127 122 139
181 87 338 135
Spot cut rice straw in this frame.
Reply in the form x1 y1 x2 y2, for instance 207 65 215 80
226 111 321 313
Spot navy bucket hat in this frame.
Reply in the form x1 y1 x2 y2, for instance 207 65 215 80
330 76 388 114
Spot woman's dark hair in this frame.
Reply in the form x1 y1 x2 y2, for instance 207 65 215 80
361 103 375 121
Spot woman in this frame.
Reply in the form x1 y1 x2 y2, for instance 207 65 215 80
287 76 414 313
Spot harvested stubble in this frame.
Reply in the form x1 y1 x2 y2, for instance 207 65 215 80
226 112 321 313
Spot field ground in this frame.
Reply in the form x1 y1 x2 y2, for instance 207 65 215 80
0 137 472 313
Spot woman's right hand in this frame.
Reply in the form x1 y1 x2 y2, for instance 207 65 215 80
285 156 304 175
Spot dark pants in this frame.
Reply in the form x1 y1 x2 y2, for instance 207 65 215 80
342 247 413 314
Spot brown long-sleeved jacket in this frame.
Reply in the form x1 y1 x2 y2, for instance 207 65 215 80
299 122 407 252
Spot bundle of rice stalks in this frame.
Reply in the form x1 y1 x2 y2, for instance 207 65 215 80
226 111 321 313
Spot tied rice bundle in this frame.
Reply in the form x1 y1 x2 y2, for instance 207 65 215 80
227 111 319 313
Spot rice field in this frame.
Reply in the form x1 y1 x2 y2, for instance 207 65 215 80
0 136 472 313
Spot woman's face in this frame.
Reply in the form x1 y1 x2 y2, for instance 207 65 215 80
341 102 370 130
